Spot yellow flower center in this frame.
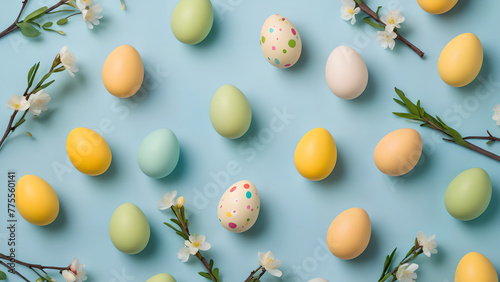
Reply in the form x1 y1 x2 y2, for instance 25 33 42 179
14 103 20 108
265 258 274 265
348 8 353 14
193 241 200 248
388 18 395 24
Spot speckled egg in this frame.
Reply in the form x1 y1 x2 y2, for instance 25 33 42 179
66 127 112 176
15 175 59 226
373 128 422 176
326 207 371 260
218 180 260 233
137 128 180 179
146 273 176 282
109 203 150 254
102 45 144 98
455 252 498 282
445 168 492 221
438 33 483 87
260 14 302 68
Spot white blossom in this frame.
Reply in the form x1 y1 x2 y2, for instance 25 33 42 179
28 90 50 116
82 4 103 29
416 231 438 258
341 0 361 25
59 46 78 77
258 251 282 278
381 9 405 31
158 191 177 210
185 235 211 255
396 263 418 282
375 29 397 50
6 94 29 111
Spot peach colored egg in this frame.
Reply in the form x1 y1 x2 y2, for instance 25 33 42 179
373 128 422 176
102 45 144 98
326 207 371 260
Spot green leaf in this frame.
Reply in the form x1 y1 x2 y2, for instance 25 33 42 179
406 246 415 258
42 28 66 35
379 273 393 282
163 222 180 232
57 18 68 25
487 140 493 145
23 6 48 22
171 218 181 226
213 268 220 282
376 6 382 17
42 22 53 28
175 231 189 240
16 22 41 38
394 88 419 116
392 112 421 121
0 270 6 280
27 62 40 87
209 259 214 270
436 116 469 148
13 117 26 128
393 98 406 107
185 219 189 227
48 9 77 14
36 80 55 91
362 17 385 31
198 272 212 280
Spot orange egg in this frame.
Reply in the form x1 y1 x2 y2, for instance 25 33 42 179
326 207 371 260
455 252 498 282
373 128 422 176
102 45 144 98
15 175 59 226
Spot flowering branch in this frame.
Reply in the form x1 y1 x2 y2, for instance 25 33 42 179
0 46 78 152
159 191 282 282
341 0 424 57
0 0 103 39
378 231 437 282
0 255 86 282
393 88 500 162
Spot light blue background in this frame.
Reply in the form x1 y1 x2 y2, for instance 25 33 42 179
0 0 499 281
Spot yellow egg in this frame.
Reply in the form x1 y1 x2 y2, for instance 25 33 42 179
15 175 59 226
294 128 337 181
66 127 112 176
326 207 371 260
455 252 498 282
102 45 144 98
374 128 422 176
416 0 458 14
438 33 483 87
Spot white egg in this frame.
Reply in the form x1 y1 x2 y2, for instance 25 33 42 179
217 180 260 233
325 46 368 100
260 14 302 68
308 279 329 282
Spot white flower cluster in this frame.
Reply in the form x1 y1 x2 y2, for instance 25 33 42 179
62 258 87 282
340 0 405 50
76 0 103 29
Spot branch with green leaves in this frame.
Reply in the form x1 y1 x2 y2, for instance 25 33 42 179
378 231 437 282
159 191 283 282
0 0 103 39
0 255 86 282
0 46 78 151
341 0 424 57
393 88 500 162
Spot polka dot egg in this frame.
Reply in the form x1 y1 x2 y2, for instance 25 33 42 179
218 180 260 233
260 14 302 68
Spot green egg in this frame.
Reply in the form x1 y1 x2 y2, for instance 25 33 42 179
170 0 214 45
210 84 252 139
146 273 176 282
444 168 492 221
109 203 150 254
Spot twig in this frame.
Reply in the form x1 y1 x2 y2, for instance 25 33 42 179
243 266 262 282
0 0 68 39
0 260 30 282
356 1 424 58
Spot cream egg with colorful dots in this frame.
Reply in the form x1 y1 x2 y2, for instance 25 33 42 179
260 14 302 68
218 180 260 233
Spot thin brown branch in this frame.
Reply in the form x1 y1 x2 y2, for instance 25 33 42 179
443 138 500 161
0 260 30 282
356 1 424 58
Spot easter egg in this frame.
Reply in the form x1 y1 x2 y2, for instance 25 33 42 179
325 46 369 100
260 14 302 68
374 128 422 176
445 168 492 221
455 252 498 282
294 128 337 181
138 129 180 179
417 0 458 14
102 45 144 98
66 127 112 176
146 273 177 282
109 203 150 254
326 207 371 260
15 175 59 226
308 279 329 282
210 85 252 139
218 180 260 233
171 0 213 45
438 33 483 87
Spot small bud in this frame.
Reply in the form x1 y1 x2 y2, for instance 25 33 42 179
175 196 186 208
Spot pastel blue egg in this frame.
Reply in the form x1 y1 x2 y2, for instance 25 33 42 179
137 129 180 179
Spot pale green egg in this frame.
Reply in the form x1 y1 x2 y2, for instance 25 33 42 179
444 168 492 221
109 203 150 254
210 84 252 139
171 0 214 45
146 273 176 282
137 128 180 179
